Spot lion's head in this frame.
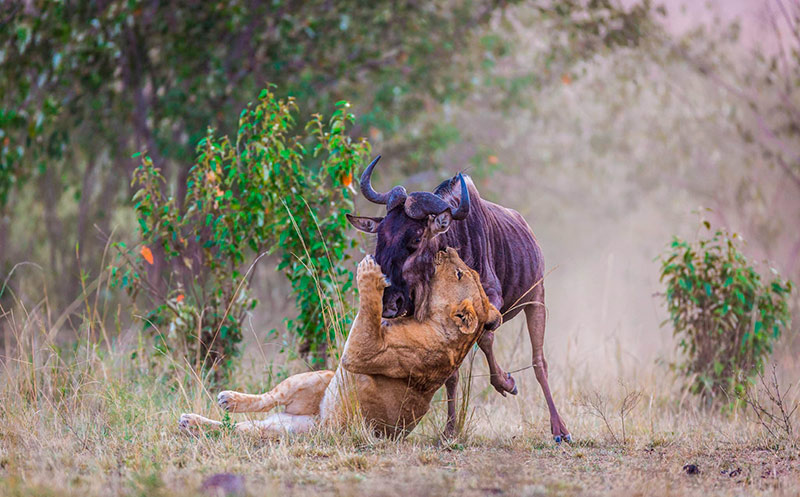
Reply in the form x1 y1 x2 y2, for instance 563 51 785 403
420 247 502 335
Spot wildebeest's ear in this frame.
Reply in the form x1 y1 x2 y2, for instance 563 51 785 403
429 211 452 237
346 214 383 233
450 299 478 335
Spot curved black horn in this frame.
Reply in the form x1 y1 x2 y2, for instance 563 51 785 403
360 155 389 204
451 173 470 220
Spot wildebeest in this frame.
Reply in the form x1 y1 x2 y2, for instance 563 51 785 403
346 156 570 442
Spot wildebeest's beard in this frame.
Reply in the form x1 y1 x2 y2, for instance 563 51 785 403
401 237 438 321
374 209 427 319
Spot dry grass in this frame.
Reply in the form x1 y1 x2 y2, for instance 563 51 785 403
1 274 799 497
1 330 798 496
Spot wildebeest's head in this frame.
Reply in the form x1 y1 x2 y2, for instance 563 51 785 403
346 156 470 320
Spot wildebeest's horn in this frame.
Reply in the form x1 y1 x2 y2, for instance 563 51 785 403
360 155 389 204
450 173 470 220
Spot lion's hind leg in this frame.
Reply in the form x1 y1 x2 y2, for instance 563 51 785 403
217 370 334 414
178 413 223 435
179 371 333 437
232 413 317 435
178 412 316 436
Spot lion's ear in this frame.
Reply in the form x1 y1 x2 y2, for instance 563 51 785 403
450 299 478 335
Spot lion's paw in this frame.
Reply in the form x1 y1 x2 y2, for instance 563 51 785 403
357 255 389 291
217 390 244 412
178 413 207 435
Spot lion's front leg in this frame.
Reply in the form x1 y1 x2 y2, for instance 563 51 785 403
340 256 390 372
354 255 389 331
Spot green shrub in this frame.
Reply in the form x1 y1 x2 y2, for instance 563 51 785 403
112 86 370 378
659 220 793 401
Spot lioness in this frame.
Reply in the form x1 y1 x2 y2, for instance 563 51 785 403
179 248 501 438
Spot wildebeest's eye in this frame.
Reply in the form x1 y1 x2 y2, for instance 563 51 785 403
456 269 463 280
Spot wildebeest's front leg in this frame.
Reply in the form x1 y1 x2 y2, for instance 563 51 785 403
478 289 517 396
443 372 458 438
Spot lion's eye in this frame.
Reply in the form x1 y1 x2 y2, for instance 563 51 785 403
456 269 463 280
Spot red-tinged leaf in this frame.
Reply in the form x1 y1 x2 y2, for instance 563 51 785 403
140 246 154 265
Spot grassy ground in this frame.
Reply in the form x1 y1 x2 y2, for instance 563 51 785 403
1 325 798 497
1 276 798 497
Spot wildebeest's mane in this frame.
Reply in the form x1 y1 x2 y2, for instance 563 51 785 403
433 177 453 196
432 175 458 198
433 172 474 210
403 239 436 321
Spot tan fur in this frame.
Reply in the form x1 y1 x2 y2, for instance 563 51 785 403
179 248 501 439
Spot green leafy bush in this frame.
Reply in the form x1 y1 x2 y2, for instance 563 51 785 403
112 87 370 378
659 220 793 401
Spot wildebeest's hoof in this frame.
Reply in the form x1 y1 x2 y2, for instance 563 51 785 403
554 434 573 444
492 372 517 396
551 416 571 444
508 374 518 395
441 423 456 441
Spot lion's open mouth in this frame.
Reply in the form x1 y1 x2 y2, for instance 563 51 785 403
385 309 408 319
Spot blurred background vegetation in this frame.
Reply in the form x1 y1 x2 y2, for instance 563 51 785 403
1 0 798 384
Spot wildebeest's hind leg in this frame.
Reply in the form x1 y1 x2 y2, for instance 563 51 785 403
217 370 334 415
525 284 570 443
